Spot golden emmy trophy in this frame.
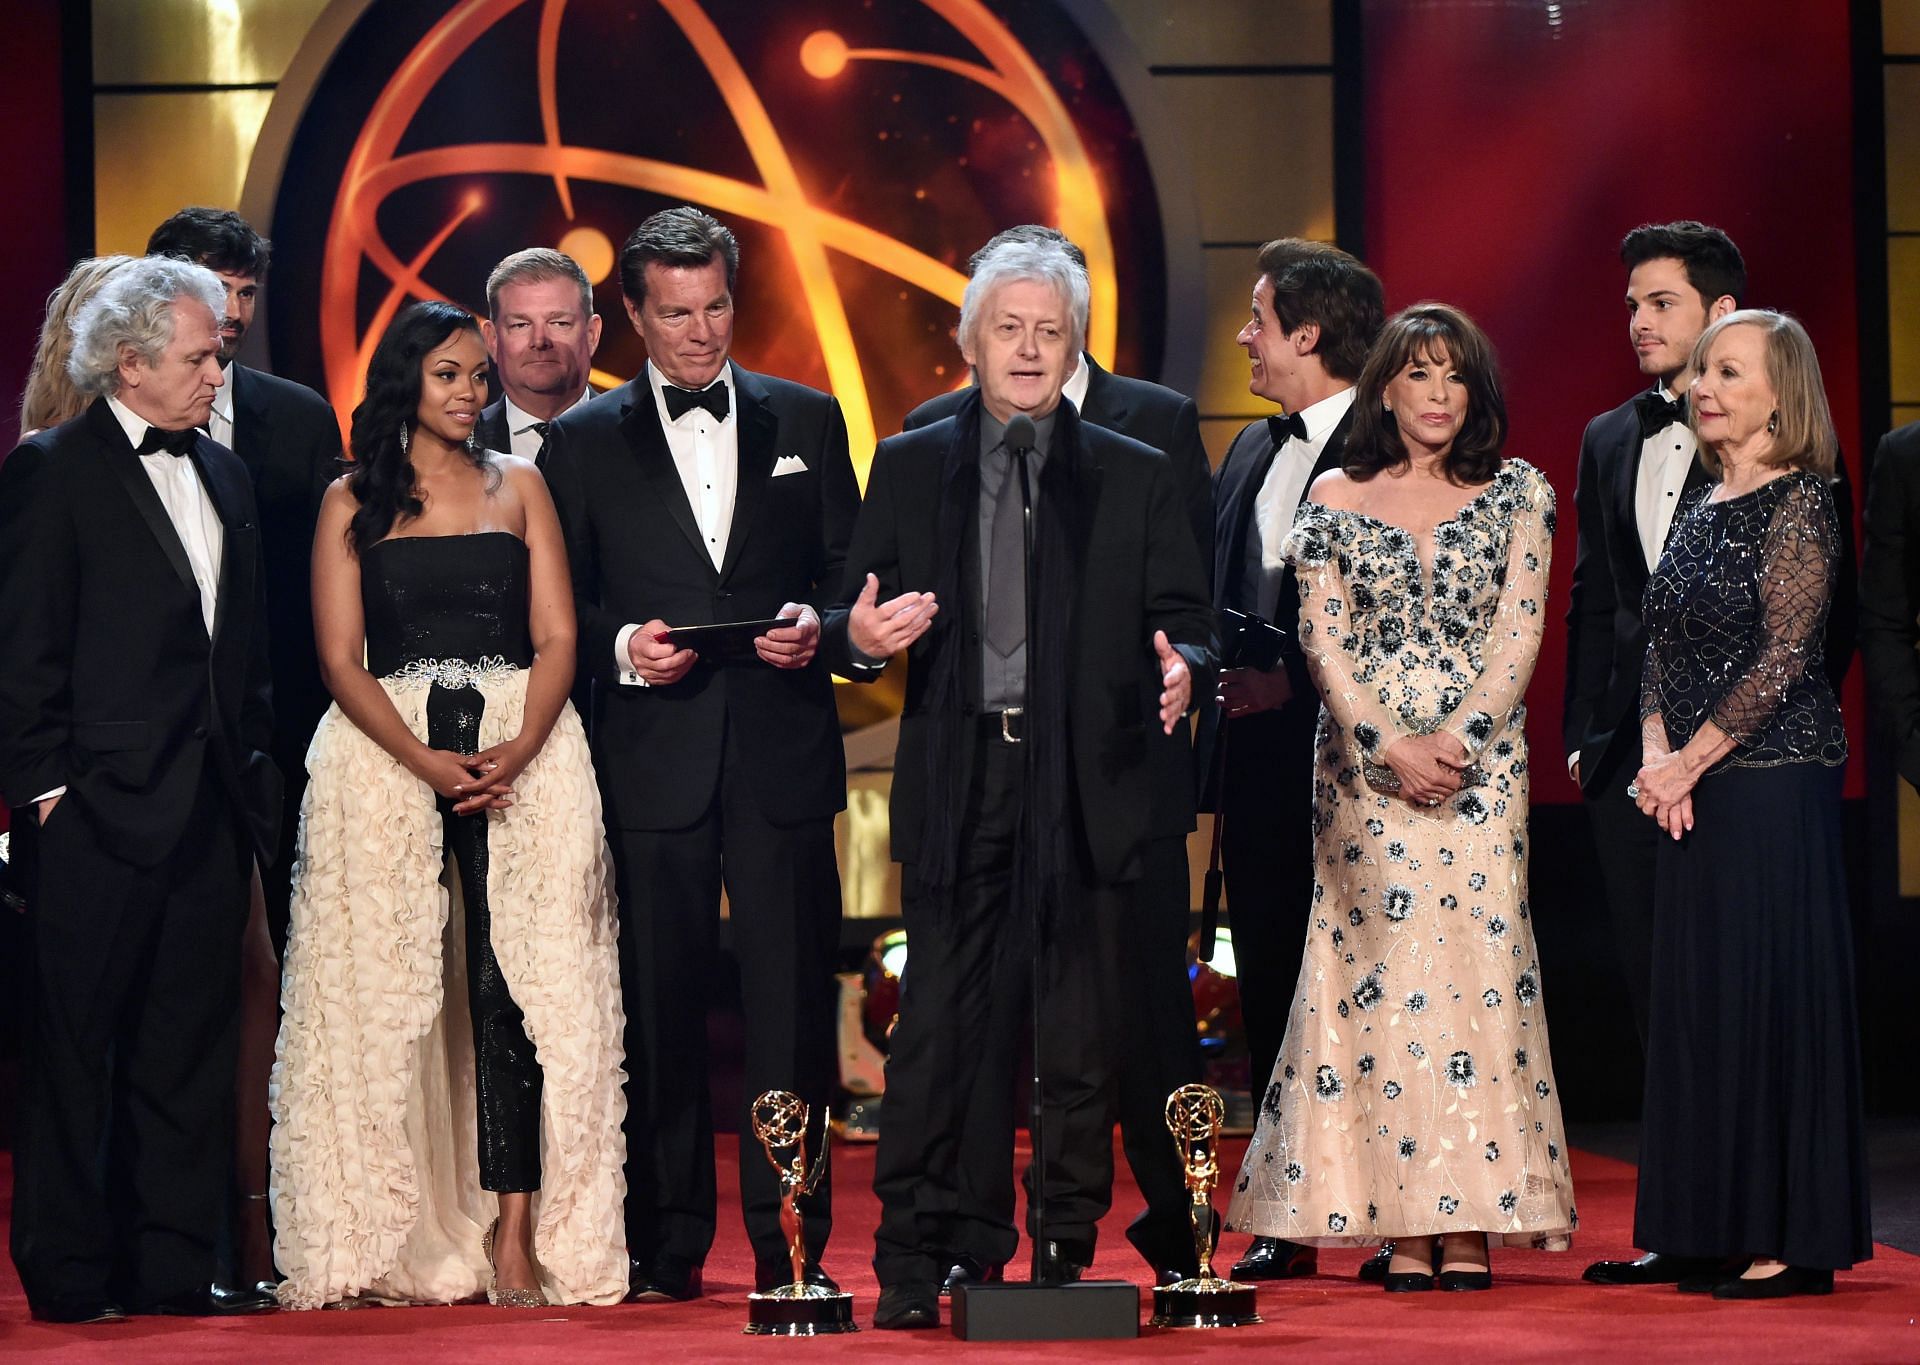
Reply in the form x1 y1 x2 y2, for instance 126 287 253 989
1149 1084 1262 1329
743 1090 856 1335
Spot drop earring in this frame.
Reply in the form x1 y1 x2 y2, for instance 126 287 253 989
398 422 410 455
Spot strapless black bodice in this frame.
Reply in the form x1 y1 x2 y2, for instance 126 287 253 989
361 531 533 676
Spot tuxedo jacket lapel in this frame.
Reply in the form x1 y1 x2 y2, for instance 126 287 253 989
719 364 775 583
617 380 709 568
229 365 274 473
1077 357 1128 432
190 437 255 646
92 402 198 601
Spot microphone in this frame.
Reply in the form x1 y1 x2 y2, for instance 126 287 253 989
1004 413 1036 453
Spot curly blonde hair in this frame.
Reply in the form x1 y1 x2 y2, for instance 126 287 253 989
17 255 137 438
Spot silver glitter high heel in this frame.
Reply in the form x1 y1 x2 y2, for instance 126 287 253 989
482 1216 546 1308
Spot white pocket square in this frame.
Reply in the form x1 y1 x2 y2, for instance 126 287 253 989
771 455 809 477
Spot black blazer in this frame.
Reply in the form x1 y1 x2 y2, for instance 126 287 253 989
1192 407 1356 805
0 399 280 867
543 363 860 830
475 397 510 457
227 364 340 771
1861 420 1920 788
903 356 1212 573
1562 395 1859 791
821 393 1217 884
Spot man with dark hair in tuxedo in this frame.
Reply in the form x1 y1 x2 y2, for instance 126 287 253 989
543 205 859 1304
823 234 1216 1330
0 256 280 1322
901 225 1211 1291
1199 238 1385 1284
146 206 341 1300
477 246 602 463
1572 220 1856 1286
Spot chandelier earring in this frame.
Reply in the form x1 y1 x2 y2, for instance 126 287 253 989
398 422 410 456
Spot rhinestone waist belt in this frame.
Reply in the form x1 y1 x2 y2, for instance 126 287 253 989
382 654 523 692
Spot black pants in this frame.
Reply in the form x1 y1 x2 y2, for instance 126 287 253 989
1582 746 1659 1050
610 726 842 1273
11 763 248 1313
427 682 542 1192
873 722 1124 1285
1219 708 1316 1108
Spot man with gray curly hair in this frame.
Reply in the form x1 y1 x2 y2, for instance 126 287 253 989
0 255 280 1322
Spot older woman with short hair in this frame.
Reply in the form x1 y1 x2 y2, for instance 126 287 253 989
1631 309 1870 1298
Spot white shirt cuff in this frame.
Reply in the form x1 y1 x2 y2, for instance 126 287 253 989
1565 749 1581 779
32 784 67 804
614 623 650 687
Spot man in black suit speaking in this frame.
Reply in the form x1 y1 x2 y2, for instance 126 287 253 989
0 257 280 1322
543 206 860 1303
822 234 1216 1329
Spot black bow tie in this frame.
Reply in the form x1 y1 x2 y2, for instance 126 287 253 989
136 426 198 457
663 382 729 423
1634 390 1687 441
1268 411 1307 447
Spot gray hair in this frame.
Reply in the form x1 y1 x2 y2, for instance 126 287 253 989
486 247 595 320
67 255 226 398
956 237 1089 358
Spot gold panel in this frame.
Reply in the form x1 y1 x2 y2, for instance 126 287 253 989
1103 0 1331 67
1892 404 1920 431
1155 74 1334 244
93 0 333 86
1200 417 1256 471
1891 238 1920 405
1886 0 1920 55
1888 68 1920 233
93 92 275 254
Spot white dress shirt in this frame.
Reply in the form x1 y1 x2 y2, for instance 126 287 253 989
1061 354 1091 417
207 361 236 450
1242 386 1356 621
502 389 592 462
40 397 226 803
614 363 740 685
1635 384 1697 570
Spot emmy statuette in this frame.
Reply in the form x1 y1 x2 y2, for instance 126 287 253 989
743 1090 856 1335
1149 1084 1262 1329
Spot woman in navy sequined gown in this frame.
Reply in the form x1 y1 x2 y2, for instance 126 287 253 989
270 303 626 1308
1631 311 1869 1298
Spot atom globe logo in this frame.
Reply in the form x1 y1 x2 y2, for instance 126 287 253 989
259 0 1172 481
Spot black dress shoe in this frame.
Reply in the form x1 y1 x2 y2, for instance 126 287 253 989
1152 1264 1196 1288
1712 1265 1834 1300
143 1285 277 1316
754 1263 841 1295
1357 1243 1396 1283
1034 1240 1090 1284
627 1255 703 1303
30 1298 127 1324
939 1254 1003 1297
1383 1270 1435 1293
1677 1271 1738 1295
1230 1236 1318 1281
874 1282 940 1329
1582 1251 1727 1285
1437 1268 1492 1291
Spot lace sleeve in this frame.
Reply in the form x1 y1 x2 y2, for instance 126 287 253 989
1639 640 1663 722
1709 476 1839 746
1443 465 1554 762
1284 504 1407 762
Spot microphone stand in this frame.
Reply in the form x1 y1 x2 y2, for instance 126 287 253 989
1009 440 1049 1286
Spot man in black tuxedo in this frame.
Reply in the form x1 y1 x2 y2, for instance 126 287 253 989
1862 419 1920 791
543 206 859 1303
1197 239 1384 1283
0 258 280 1322
822 235 1216 1329
901 225 1211 1288
1573 221 1856 1286
146 209 341 937
476 246 602 462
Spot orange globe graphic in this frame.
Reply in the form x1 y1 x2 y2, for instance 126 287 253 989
310 0 1133 481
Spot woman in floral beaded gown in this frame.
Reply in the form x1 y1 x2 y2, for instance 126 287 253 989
1225 304 1576 1292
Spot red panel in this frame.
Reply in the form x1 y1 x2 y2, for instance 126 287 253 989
1361 0 1862 803
0 1 69 447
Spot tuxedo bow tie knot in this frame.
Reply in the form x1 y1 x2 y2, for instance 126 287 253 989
136 426 199 457
663 382 730 423
1268 411 1307 447
1634 390 1687 441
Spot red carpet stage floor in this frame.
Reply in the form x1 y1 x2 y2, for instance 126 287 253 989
2 1142 1915 1362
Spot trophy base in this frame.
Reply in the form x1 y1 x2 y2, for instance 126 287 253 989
1149 1276 1262 1329
743 1284 858 1335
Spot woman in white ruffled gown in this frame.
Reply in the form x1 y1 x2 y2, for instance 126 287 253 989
270 301 627 1308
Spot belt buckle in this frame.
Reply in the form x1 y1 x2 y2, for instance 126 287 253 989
1000 706 1023 744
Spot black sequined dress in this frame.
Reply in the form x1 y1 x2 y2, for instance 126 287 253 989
1635 470 1870 1269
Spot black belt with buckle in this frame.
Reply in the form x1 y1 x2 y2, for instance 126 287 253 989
983 707 1024 743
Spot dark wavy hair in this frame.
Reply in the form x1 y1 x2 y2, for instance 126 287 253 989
1620 219 1745 308
1343 303 1507 485
1256 238 1385 382
146 206 272 277
346 300 488 551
